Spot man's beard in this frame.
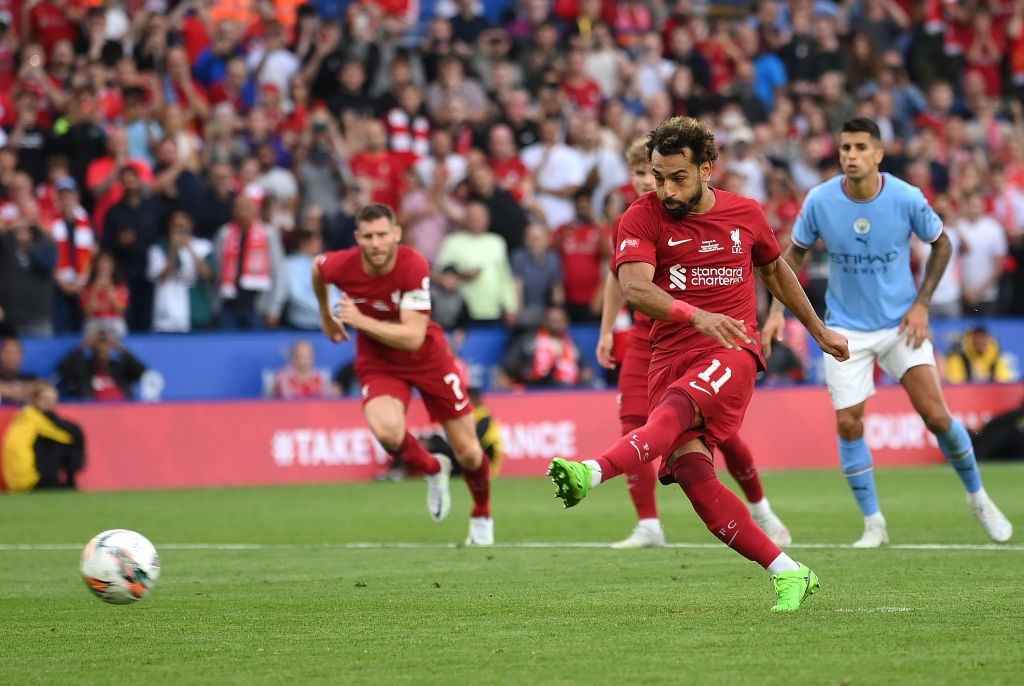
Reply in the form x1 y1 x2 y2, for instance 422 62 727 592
662 186 702 219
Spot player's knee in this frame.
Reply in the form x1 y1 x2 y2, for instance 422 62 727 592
921 407 952 435
372 423 405 452
836 414 863 440
452 439 483 469
671 454 716 489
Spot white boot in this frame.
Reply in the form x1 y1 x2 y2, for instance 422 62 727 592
968 490 1013 543
852 513 889 548
611 520 666 549
424 454 452 522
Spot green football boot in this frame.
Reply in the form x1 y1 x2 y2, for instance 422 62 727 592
547 458 593 508
770 563 820 612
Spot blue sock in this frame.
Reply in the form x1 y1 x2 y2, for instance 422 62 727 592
839 438 881 516
935 419 982 494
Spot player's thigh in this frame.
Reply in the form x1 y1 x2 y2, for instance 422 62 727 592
361 380 411 447
877 329 937 384
414 356 475 423
440 413 483 468
659 348 757 448
899 364 953 433
824 327 881 410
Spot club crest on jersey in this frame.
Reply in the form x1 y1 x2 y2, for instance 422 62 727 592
730 229 743 254
853 218 871 235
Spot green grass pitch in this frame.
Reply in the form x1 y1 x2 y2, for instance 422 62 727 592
1 464 1022 685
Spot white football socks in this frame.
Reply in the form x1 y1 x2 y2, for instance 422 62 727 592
583 460 602 488
767 553 800 575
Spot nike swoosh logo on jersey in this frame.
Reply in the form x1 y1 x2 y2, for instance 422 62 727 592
688 381 713 396
454 399 470 411
667 238 692 246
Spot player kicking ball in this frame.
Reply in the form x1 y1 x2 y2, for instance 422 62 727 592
549 117 849 612
313 204 493 545
764 117 1013 548
596 139 792 549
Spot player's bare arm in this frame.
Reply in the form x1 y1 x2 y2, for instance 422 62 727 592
901 231 951 349
761 242 809 354
312 258 348 343
596 272 624 369
757 256 849 362
618 261 750 351
335 296 429 352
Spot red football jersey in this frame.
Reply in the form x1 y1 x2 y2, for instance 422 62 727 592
316 244 450 368
615 190 780 367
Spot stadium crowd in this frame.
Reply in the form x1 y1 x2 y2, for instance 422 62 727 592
0 0 1023 360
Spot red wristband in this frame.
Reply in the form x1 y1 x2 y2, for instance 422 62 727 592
667 299 696 324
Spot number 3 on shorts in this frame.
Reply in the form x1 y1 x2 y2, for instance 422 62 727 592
690 359 732 396
443 373 469 411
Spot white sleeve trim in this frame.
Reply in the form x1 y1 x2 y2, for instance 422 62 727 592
400 288 431 311
920 226 943 244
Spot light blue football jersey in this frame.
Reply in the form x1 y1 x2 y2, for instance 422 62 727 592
792 173 943 331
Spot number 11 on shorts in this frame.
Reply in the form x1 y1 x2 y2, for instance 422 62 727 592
690 359 732 396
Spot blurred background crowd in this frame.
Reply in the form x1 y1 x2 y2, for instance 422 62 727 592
1 0 1024 399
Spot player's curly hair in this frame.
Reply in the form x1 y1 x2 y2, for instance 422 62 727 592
625 138 648 167
645 116 719 166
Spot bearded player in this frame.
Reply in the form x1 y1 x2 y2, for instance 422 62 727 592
596 138 792 549
313 204 493 545
549 117 849 611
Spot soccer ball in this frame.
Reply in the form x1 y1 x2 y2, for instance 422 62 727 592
80 529 160 604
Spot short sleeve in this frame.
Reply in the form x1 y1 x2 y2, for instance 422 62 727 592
614 201 659 273
398 250 432 312
790 194 819 249
316 250 346 285
749 203 782 267
909 188 943 243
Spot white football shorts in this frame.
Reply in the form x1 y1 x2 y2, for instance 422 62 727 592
823 326 936 410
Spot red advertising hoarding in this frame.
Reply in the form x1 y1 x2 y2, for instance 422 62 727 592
1 384 1021 491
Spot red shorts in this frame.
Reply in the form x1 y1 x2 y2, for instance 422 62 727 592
617 332 652 423
647 346 757 455
357 352 473 423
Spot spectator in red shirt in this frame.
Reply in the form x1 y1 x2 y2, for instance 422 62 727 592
51 176 93 333
561 48 603 114
25 0 82 56
79 250 128 337
271 339 334 399
551 191 610 322
349 119 409 210
85 126 154 235
487 122 531 201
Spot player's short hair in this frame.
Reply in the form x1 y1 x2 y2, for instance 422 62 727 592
841 117 882 141
625 138 648 167
357 204 396 226
645 116 719 166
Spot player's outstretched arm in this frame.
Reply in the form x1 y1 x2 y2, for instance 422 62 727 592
756 256 849 362
761 243 809 357
618 261 751 351
312 258 348 343
901 231 951 349
596 272 624 369
336 298 429 352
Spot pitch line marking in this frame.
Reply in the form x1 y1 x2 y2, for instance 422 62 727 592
1 542 1022 552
